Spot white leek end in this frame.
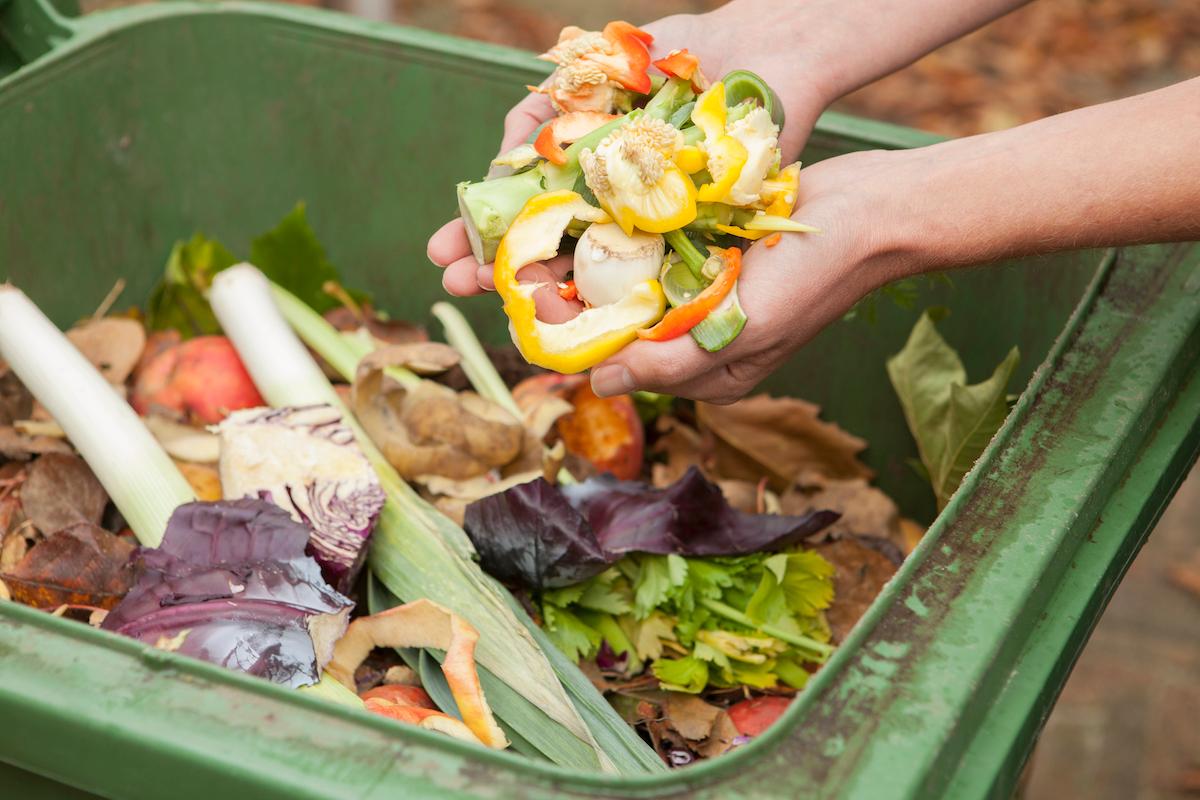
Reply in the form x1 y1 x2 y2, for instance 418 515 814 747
209 265 343 409
0 285 194 546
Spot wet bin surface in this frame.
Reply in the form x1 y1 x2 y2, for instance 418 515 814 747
1 1 1199 798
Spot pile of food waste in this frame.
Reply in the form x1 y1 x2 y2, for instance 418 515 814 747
0 21 1022 772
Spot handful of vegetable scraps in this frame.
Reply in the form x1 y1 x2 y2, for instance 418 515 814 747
456 23 816 374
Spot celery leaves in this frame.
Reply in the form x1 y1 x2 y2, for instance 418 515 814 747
541 549 835 694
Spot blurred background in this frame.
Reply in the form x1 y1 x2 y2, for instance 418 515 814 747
70 0 1200 796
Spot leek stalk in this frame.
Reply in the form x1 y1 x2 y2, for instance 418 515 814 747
211 265 660 772
0 286 194 546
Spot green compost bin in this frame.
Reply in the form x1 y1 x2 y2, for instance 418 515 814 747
1 0 1199 797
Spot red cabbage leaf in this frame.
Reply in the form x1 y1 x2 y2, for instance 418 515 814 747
102 499 353 688
463 467 839 590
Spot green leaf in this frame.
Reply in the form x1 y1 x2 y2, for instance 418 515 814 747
542 604 601 663
632 555 686 618
619 611 677 661
145 234 237 337
249 202 352 314
651 654 710 693
577 578 634 616
887 310 1020 510
780 551 835 617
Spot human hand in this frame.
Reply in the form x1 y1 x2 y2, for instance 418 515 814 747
427 3 832 306
588 148 919 403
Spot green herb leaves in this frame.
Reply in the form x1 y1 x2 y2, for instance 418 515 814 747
146 203 365 337
540 549 835 694
887 311 1019 510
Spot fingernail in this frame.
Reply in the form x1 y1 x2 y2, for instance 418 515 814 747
591 365 635 397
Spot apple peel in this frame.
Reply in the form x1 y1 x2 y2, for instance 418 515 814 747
329 599 509 749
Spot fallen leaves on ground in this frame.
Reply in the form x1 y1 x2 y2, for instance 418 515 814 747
813 537 899 643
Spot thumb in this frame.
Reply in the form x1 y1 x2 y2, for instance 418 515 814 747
499 92 556 155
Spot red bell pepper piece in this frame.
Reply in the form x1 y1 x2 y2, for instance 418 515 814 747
533 111 618 166
591 21 654 94
653 48 709 92
557 279 579 301
637 246 742 341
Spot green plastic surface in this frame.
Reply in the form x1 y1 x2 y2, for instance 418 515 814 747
1 1 1198 797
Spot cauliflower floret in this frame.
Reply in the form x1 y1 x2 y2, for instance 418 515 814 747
725 107 780 206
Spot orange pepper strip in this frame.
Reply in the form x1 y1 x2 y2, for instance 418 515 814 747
652 49 709 92
637 247 742 341
533 111 618 166
763 233 783 248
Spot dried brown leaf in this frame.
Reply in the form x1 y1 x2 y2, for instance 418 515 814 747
2 523 135 609
0 368 32 425
694 709 740 759
651 416 712 488
360 342 460 376
323 305 428 347
781 470 901 546
0 426 73 461
663 693 721 741
21 453 108 534
697 396 871 491
66 317 147 385
813 537 899 643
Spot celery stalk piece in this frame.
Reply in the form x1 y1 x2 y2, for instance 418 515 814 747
661 235 749 352
429 301 521 419
297 672 366 709
0 285 195 546
211 265 657 772
457 168 546 265
691 284 749 352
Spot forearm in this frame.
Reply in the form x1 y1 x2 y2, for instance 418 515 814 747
880 77 1200 276
709 0 1031 111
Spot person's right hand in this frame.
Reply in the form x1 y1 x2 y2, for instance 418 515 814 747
426 2 833 308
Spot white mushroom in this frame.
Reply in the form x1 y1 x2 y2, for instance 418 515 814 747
572 222 664 307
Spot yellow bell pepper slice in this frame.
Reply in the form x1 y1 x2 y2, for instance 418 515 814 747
494 190 666 374
758 161 801 218
691 82 749 204
580 116 698 236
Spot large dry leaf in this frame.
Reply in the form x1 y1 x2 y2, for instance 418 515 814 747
650 416 713 489
663 693 721 741
353 357 522 481
781 470 901 547
21 453 109 534
698 396 872 491
66 317 147 386
813 538 898 643
2 523 135 609
362 342 460 376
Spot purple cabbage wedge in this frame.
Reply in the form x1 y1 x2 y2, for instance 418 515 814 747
216 404 386 593
464 467 840 589
102 499 354 688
